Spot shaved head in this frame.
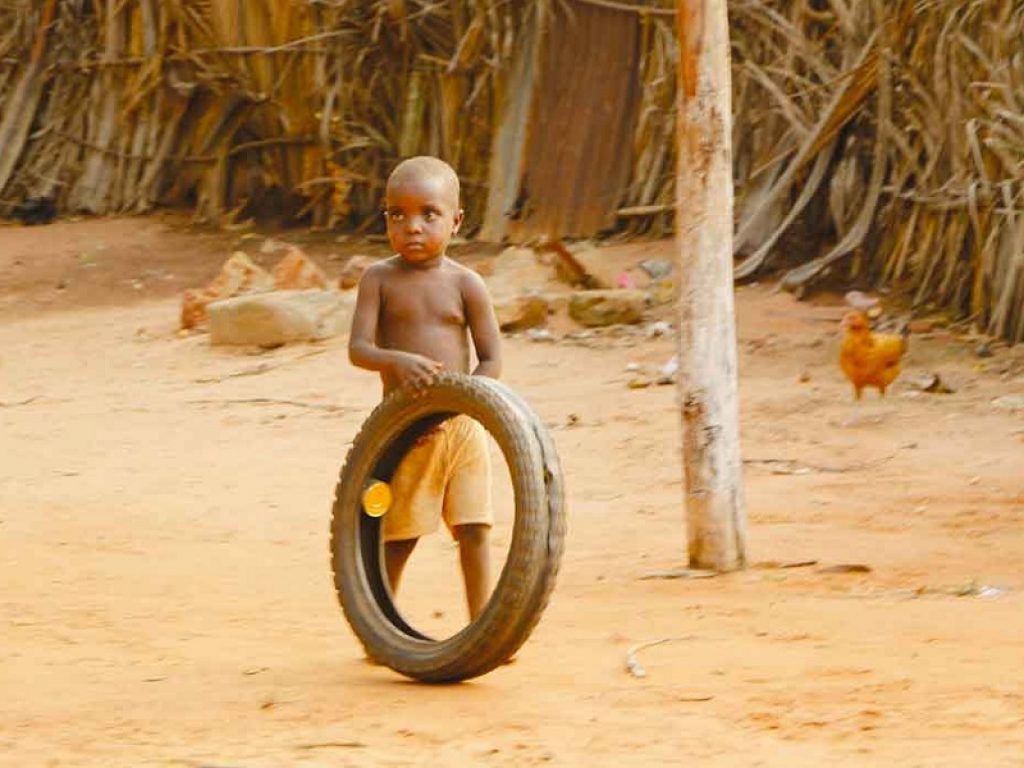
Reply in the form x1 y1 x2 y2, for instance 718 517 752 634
386 156 461 209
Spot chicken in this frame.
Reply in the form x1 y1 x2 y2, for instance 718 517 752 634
839 310 909 400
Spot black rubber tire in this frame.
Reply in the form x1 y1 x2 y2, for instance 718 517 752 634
330 373 566 683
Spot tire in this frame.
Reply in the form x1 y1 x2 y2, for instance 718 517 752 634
330 373 566 683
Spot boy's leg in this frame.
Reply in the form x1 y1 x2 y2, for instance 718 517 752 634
384 537 418 594
454 523 491 620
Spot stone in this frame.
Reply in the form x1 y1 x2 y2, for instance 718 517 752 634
649 278 675 306
207 290 354 347
646 320 672 338
495 294 549 332
526 328 556 343
485 247 563 300
538 293 570 316
569 290 647 327
338 255 375 291
657 356 679 385
180 252 274 330
993 394 1024 412
639 259 672 281
271 246 328 291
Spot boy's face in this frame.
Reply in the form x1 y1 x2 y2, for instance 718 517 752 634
384 174 463 265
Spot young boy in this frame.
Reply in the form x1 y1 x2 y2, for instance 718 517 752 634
348 156 502 621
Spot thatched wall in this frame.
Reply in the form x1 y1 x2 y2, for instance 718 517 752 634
0 0 1022 341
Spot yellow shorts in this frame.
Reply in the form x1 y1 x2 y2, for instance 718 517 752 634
383 415 493 542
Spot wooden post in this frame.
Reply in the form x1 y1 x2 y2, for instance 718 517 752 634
674 0 747 571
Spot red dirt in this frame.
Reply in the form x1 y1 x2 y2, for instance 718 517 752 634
2 217 1023 766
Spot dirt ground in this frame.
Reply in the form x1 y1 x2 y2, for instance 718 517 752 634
2 216 1023 767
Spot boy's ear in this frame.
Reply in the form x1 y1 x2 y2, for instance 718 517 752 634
452 208 465 234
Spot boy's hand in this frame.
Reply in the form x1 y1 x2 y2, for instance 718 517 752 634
390 352 443 394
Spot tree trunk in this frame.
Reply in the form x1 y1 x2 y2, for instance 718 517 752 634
674 0 747 571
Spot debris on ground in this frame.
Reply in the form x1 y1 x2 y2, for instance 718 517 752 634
657 356 678 385
648 279 675 305
526 328 556 343
913 582 1008 599
624 637 696 679
992 394 1024 412
818 564 872 574
646 321 672 339
639 259 672 281
904 372 956 394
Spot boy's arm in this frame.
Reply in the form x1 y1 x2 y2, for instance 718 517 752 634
463 271 502 379
349 266 442 390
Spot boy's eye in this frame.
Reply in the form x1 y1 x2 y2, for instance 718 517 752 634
386 211 404 222
424 212 437 222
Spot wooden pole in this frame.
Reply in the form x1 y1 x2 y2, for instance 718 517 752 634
674 0 747 571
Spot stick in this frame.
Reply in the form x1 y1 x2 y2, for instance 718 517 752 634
743 455 894 475
188 398 344 413
625 636 696 678
0 396 41 408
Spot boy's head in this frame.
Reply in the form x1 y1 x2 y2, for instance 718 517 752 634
384 156 464 265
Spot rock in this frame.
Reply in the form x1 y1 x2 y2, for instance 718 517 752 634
639 259 672 281
260 238 289 255
625 363 643 373
538 293 570 316
798 370 811 383
485 247 562 300
646 321 672 338
657 356 678 385
905 372 955 394
993 394 1024 412
975 341 994 358
495 294 549 332
569 290 646 327
338 255 375 291
180 252 274 330
649 278 675 306
627 376 652 389
271 247 328 291
526 328 555 343
207 290 354 347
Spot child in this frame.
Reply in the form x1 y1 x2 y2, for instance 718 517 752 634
348 156 502 620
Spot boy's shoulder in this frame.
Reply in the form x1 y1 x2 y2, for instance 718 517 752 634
441 257 484 283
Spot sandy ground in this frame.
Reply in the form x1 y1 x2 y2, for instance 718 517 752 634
2 217 1024 767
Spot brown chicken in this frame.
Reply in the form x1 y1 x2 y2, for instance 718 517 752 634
839 310 909 400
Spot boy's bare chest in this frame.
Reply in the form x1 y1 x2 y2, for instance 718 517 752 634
380 274 465 327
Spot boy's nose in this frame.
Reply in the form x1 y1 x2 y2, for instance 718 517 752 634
406 218 424 233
